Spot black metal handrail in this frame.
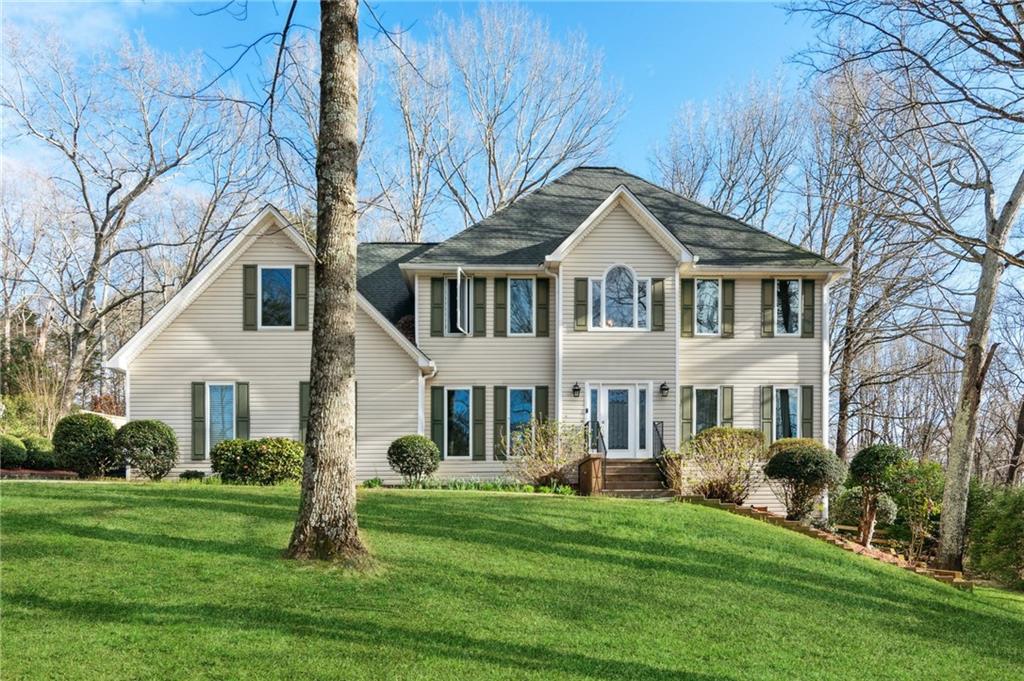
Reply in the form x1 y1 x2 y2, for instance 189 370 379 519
652 420 669 488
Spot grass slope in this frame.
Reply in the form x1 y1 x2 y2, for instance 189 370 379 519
1 483 1022 680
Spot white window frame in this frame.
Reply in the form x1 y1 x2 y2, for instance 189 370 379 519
773 385 801 442
587 264 651 331
257 265 295 330
506 386 536 454
695 278 722 337
774 278 802 337
692 385 721 436
443 386 473 457
583 381 654 455
205 382 236 458
507 277 536 337
443 272 473 337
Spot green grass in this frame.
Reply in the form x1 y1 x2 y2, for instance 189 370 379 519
2 483 1022 680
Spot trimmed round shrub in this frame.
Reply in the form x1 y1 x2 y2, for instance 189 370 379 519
52 413 118 478
210 437 303 485
764 438 845 521
387 435 440 485
1 433 28 468
21 435 56 470
834 487 897 528
114 420 178 481
848 443 905 491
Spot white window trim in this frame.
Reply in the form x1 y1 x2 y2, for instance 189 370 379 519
586 265 651 332
774 278 802 337
506 386 536 455
692 385 722 437
205 382 236 458
443 275 474 337
637 382 653 456
695 278 722 337
772 385 802 442
507 277 536 337
256 265 295 330
443 386 473 457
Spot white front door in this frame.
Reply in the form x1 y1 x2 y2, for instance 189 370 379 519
588 384 651 458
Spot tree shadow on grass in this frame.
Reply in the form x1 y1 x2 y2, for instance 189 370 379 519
5 592 736 681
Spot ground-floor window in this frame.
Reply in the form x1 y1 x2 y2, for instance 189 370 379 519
694 388 719 435
207 383 235 453
775 387 799 440
445 387 471 457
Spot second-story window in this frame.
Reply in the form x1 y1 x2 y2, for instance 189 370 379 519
259 266 293 328
775 279 801 335
696 279 720 335
589 265 650 330
509 278 535 335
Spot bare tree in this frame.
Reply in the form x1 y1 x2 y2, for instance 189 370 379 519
651 79 799 228
434 4 621 225
285 0 367 562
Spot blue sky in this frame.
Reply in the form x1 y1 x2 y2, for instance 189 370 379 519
5 1 818 175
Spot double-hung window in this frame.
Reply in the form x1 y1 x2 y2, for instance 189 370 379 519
774 387 800 440
445 269 472 335
775 279 801 336
507 387 535 454
445 387 472 457
695 279 720 335
588 265 651 330
509 278 535 336
259 266 293 328
694 387 719 435
207 383 235 453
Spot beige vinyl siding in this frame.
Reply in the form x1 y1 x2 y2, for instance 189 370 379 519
680 277 825 513
560 204 678 450
129 224 420 479
417 274 555 479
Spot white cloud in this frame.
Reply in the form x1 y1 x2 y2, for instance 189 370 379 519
2 1 167 53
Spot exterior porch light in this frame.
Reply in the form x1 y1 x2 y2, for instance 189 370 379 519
659 382 670 398
572 382 581 398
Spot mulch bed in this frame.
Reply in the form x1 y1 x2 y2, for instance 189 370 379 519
1 468 78 480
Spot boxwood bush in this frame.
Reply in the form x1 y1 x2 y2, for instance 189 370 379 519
52 413 118 478
21 435 56 470
764 438 845 521
387 435 440 485
114 420 178 481
847 443 906 545
210 437 303 485
1 433 28 469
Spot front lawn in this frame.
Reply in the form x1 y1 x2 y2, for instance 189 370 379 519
1 483 1022 680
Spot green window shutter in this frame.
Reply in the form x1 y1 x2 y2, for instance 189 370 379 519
574 278 588 331
243 265 257 331
430 278 444 337
299 381 310 444
721 279 735 338
473 277 487 336
761 386 774 443
680 278 694 337
235 382 250 440
801 385 814 438
191 382 205 460
651 278 665 331
801 279 815 338
720 386 733 427
472 386 486 461
430 386 444 459
494 386 507 461
761 280 775 337
535 386 549 422
679 386 693 443
494 277 507 337
536 278 550 337
294 264 309 331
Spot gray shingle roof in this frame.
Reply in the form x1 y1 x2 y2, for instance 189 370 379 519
357 242 435 325
406 166 838 269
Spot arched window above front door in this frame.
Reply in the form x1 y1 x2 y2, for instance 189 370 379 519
588 265 650 330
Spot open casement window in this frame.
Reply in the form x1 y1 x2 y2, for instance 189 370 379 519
775 279 801 336
446 269 473 336
588 265 651 330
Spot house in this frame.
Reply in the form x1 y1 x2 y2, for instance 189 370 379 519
105 166 845 504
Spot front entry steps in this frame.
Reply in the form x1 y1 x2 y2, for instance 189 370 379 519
679 495 975 591
603 460 673 499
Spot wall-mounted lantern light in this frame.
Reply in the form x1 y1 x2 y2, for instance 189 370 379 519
659 382 670 398
572 382 582 398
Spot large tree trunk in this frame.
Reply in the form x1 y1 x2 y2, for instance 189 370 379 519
286 0 367 562
1005 396 1024 486
936 249 1004 569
